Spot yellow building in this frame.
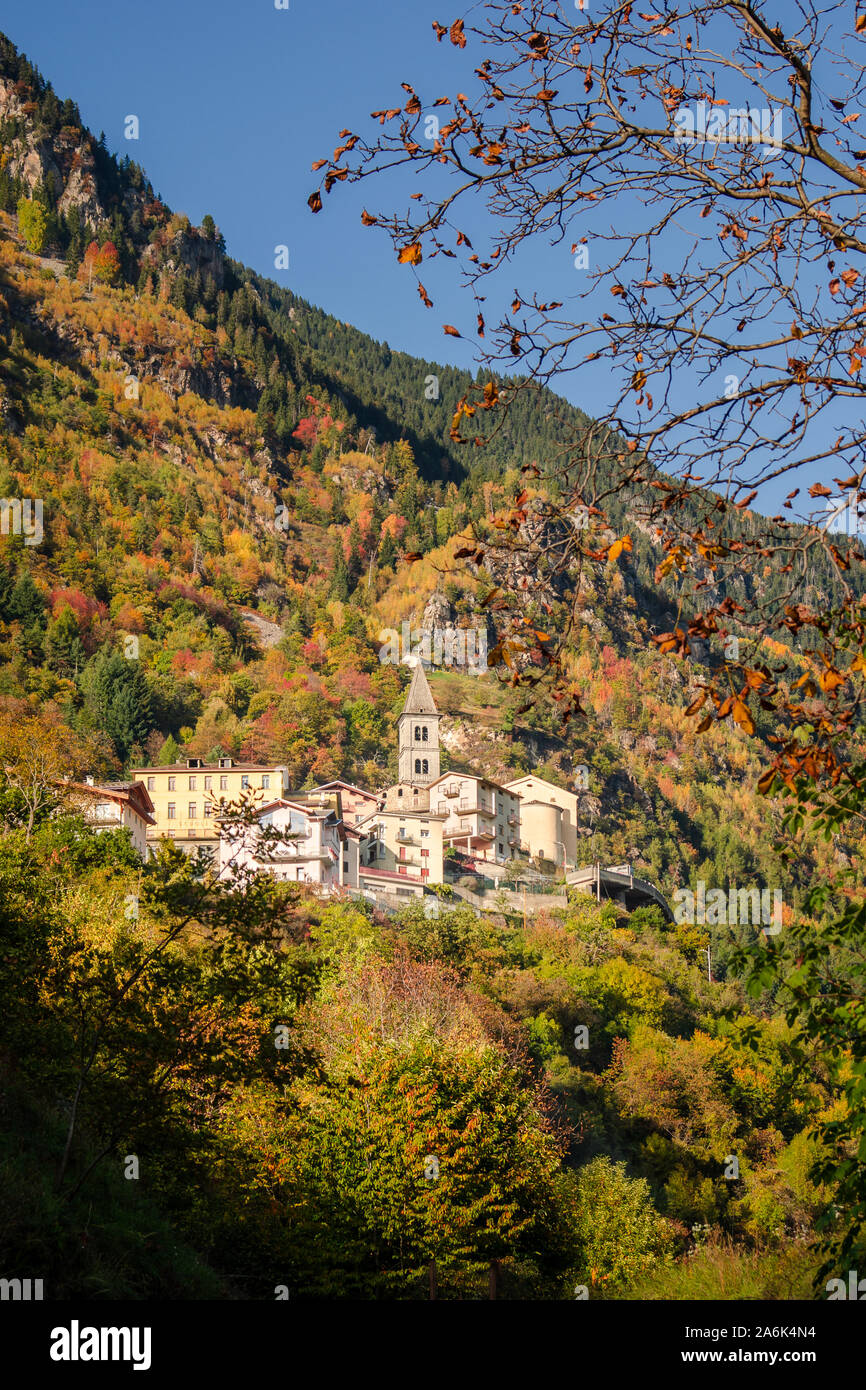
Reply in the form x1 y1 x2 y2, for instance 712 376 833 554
131 756 290 855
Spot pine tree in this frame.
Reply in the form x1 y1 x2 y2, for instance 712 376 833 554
8 572 45 627
45 606 86 679
80 649 153 763
330 547 350 601
157 733 180 766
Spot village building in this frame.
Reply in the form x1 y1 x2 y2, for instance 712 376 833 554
130 757 290 856
218 795 346 891
357 806 445 890
396 662 441 788
310 779 382 826
64 778 156 859
504 774 579 868
427 771 522 867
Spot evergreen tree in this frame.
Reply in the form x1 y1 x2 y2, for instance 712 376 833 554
0 562 15 620
45 606 86 679
80 648 153 763
330 547 350 601
157 733 181 766
8 572 46 628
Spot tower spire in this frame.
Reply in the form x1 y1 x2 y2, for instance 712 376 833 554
402 661 437 716
397 663 440 786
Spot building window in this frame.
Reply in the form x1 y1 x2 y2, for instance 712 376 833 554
414 760 421 774
421 848 429 858
241 775 249 789
204 776 212 791
421 759 429 774
168 776 176 791
498 844 503 856
415 726 421 741
167 803 176 819
220 775 228 791
398 866 407 875
262 774 270 790
188 776 196 791
147 776 155 791
188 803 197 819
421 829 429 839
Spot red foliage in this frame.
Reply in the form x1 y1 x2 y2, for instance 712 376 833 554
301 637 327 667
292 416 319 449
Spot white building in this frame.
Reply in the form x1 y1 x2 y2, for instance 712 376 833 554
65 779 156 859
218 796 346 891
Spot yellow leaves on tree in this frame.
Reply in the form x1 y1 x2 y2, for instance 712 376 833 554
608 534 633 563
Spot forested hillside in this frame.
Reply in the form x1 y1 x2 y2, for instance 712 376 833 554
0 29 862 1300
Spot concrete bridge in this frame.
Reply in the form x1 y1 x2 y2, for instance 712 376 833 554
565 863 674 922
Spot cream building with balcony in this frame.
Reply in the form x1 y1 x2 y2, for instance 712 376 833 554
357 807 445 891
130 757 290 855
428 772 522 866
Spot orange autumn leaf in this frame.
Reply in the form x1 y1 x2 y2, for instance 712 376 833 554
731 698 755 734
608 535 633 562
818 667 846 692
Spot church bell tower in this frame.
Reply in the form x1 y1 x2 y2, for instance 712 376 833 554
397 662 441 787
